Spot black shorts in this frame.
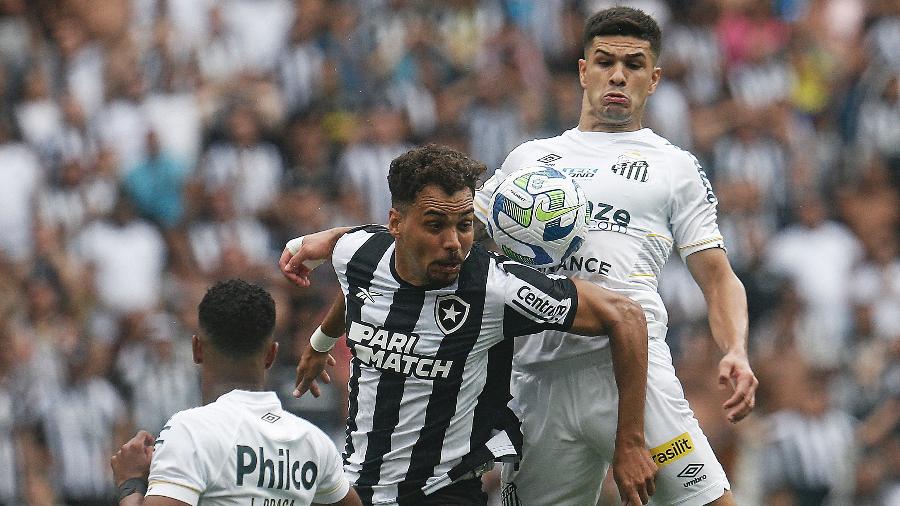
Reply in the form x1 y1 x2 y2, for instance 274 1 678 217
423 478 487 506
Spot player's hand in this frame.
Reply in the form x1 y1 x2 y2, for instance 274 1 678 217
279 246 317 288
612 441 657 505
111 430 155 487
718 350 758 423
294 344 337 398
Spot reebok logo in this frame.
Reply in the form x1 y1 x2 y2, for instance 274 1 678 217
650 432 694 467
355 288 382 304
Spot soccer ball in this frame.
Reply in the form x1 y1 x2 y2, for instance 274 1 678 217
486 166 588 268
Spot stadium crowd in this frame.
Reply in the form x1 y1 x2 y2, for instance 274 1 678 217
0 0 897 504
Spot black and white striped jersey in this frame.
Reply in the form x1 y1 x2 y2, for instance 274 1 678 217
333 225 579 505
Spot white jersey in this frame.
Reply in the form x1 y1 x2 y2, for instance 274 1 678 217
147 390 350 506
476 128 724 368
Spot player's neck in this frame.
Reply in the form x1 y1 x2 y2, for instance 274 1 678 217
201 366 267 404
577 111 643 133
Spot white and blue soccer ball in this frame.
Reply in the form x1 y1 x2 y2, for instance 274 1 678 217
486 166 588 268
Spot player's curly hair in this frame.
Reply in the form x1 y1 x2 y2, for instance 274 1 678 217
198 279 276 359
388 145 486 208
583 6 662 60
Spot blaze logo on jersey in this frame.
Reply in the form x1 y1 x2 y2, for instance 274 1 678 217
610 153 650 182
434 295 470 335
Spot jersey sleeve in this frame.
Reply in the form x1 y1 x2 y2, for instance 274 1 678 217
311 431 352 504
146 414 207 505
487 257 579 339
669 152 725 259
331 225 390 281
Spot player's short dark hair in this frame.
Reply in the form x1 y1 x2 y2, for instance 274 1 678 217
198 279 276 359
583 7 662 60
388 144 485 208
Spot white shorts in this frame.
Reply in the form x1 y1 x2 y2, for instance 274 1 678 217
501 340 730 506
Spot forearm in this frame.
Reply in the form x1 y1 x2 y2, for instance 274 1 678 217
321 294 347 337
704 272 748 355
609 315 649 446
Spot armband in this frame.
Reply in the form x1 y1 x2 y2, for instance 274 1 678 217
117 478 148 502
310 326 339 353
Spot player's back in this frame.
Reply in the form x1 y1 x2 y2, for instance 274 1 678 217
148 389 349 506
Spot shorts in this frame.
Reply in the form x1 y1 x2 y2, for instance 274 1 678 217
501 340 730 506
421 478 487 505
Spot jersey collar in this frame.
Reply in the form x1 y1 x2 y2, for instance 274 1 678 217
218 389 281 407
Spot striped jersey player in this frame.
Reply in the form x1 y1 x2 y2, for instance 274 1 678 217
332 225 578 504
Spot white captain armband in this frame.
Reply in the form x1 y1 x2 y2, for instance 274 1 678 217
310 326 339 352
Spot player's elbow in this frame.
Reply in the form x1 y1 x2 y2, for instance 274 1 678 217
600 293 646 335
615 295 646 326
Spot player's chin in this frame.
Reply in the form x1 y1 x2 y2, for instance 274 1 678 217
428 263 461 284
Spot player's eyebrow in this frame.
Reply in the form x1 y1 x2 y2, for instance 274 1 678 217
423 206 475 217
594 48 648 59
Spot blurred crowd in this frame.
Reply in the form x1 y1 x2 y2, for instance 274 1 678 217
0 0 897 504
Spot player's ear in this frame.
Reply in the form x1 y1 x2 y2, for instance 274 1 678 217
578 58 588 88
388 207 402 238
264 341 278 369
648 66 661 94
192 335 203 364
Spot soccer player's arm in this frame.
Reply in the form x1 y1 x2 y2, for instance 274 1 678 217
311 429 362 506
279 226 354 287
566 278 657 505
496 264 656 504
143 418 208 506
294 294 345 398
672 155 756 423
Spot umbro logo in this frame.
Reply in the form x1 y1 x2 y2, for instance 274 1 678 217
261 412 281 423
677 463 704 478
537 153 561 164
356 288 383 304
435 295 470 335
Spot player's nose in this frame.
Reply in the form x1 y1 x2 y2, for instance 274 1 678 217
609 63 626 85
442 229 461 253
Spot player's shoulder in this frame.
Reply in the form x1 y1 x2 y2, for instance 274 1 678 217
505 134 570 162
278 411 338 448
645 130 702 170
334 224 393 259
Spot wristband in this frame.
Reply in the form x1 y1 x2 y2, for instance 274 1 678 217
117 477 148 502
285 236 326 270
310 326 339 353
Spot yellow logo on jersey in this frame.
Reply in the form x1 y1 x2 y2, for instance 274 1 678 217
650 432 695 467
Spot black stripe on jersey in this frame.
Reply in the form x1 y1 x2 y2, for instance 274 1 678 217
396 245 492 504
347 224 389 235
469 336 519 451
343 229 394 467
356 286 426 504
498 260 579 338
